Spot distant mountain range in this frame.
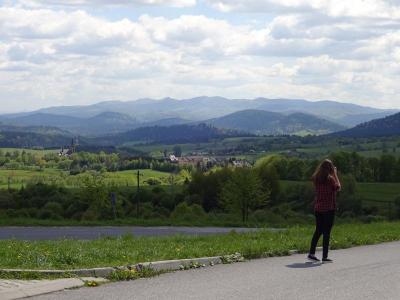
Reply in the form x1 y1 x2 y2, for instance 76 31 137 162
0 97 397 136
204 110 345 135
334 112 400 137
1 111 399 149
0 112 139 136
29 97 395 124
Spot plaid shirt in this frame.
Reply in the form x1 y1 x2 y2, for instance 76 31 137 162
313 177 340 212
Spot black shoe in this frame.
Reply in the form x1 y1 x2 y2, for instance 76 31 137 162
322 258 333 263
307 254 320 262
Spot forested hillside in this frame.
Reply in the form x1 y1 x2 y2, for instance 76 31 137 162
206 110 345 135
335 112 400 137
93 123 243 146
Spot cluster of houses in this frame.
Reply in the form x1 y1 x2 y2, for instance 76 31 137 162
168 154 251 168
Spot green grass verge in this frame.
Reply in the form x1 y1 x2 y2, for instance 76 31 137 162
0 222 400 270
0 168 184 189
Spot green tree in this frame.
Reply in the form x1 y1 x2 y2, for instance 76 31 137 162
379 155 397 182
220 168 269 222
256 164 281 205
337 175 362 216
80 173 111 219
188 167 233 212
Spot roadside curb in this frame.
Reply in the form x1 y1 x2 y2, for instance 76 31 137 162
0 256 223 278
0 247 323 278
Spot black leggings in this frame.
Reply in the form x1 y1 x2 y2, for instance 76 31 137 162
309 211 335 259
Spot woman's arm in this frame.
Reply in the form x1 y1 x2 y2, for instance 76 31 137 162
332 167 341 191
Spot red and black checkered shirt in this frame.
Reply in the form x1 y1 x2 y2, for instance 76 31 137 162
313 177 340 212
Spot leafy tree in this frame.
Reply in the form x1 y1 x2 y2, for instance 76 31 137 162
80 173 111 219
379 155 397 182
337 175 362 216
188 167 233 212
220 168 269 222
256 164 281 205
286 159 306 180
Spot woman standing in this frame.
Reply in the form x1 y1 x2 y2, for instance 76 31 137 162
307 159 341 263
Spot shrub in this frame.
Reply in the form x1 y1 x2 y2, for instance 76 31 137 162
81 209 100 221
145 178 161 186
184 194 202 206
0 192 14 209
42 202 63 216
170 202 207 221
394 196 400 219
190 204 207 219
37 209 62 220
170 202 191 220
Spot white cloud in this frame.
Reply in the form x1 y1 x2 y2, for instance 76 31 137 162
206 0 400 18
11 0 196 8
1 2 400 112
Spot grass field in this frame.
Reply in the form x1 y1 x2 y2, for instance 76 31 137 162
0 168 183 189
0 169 64 189
281 180 400 206
356 182 400 204
0 222 400 270
0 148 58 156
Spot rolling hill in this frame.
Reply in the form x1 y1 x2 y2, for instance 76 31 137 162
205 110 345 135
92 123 243 146
0 130 74 148
2 97 397 128
334 112 400 137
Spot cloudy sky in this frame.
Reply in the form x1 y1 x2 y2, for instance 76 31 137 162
1 0 400 113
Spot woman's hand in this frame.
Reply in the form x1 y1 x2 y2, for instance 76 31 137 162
333 166 341 191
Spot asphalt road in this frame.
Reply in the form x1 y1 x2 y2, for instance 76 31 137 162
0 226 263 240
32 241 400 300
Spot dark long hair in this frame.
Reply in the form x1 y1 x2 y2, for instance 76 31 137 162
312 159 335 184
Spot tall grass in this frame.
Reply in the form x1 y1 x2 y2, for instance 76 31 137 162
1 222 400 270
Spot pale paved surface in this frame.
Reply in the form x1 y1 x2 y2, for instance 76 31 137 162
31 241 400 300
0 226 265 240
0 278 84 300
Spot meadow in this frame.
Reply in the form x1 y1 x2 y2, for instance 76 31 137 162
281 180 400 202
1 145 399 226
1 222 400 270
281 180 400 215
0 168 184 189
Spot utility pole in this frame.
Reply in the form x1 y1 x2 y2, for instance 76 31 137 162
168 173 176 195
136 170 143 218
7 171 14 192
110 192 117 219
